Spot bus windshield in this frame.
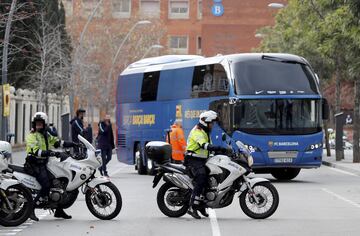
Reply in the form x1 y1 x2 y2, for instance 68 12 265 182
233 99 322 135
232 59 319 95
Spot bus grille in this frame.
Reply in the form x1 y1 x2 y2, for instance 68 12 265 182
118 133 126 148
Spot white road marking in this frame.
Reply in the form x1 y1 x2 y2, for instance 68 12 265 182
208 209 221 236
325 166 358 177
322 188 360 208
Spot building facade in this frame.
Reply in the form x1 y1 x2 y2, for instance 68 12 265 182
62 0 286 56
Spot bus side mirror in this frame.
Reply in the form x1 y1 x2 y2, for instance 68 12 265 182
322 98 329 120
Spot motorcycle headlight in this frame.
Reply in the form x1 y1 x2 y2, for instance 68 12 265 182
247 155 254 167
306 142 322 151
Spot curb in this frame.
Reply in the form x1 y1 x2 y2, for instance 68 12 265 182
322 160 360 176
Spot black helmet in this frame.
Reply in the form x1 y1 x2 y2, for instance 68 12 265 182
76 108 86 116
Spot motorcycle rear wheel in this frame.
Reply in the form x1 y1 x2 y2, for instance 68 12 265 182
157 182 189 218
0 184 33 227
85 182 122 220
239 182 279 219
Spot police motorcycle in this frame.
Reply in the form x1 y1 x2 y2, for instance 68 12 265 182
0 141 33 226
147 134 279 219
7 135 122 220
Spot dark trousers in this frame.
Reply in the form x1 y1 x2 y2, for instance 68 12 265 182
34 165 51 200
100 147 112 174
185 156 207 208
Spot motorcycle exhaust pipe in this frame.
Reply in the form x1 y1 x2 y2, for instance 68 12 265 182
164 173 192 189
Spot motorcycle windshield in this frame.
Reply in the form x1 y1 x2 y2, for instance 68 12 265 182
236 141 251 156
78 135 96 152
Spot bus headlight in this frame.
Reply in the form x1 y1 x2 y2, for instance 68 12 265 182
306 142 322 151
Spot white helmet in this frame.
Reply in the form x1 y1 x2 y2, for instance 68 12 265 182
32 112 48 125
199 110 218 127
0 141 11 171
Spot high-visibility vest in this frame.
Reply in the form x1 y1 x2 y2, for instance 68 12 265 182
26 131 59 159
186 125 210 159
167 124 186 161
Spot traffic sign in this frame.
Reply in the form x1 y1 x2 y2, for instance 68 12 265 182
212 3 224 17
3 84 10 117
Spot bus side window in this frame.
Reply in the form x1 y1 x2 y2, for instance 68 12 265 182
141 71 160 101
191 64 229 98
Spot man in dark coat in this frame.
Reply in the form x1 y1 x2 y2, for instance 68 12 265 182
97 114 115 177
70 108 86 153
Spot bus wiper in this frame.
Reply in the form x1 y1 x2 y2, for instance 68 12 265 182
262 55 305 65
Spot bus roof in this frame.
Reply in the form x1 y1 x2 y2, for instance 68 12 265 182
120 53 309 76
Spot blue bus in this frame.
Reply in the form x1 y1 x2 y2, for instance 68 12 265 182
116 53 328 180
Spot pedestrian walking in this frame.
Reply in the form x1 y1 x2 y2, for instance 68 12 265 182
70 108 86 154
97 114 115 177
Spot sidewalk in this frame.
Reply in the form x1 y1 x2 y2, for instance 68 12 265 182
322 149 360 176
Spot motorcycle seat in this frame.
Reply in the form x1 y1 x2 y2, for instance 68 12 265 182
8 164 27 174
165 163 187 173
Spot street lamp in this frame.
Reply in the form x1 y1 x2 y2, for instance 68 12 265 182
69 0 103 116
104 20 152 111
268 3 285 9
141 44 164 59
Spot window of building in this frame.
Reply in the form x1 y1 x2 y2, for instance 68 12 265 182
141 71 160 101
191 64 229 98
82 0 103 18
140 0 160 18
169 0 189 19
112 0 131 18
197 36 202 55
198 0 202 19
169 35 188 54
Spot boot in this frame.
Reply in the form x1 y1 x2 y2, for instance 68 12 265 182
199 208 209 217
187 206 201 219
29 209 39 222
54 208 72 219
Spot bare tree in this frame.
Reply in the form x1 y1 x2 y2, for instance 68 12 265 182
23 11 71 113
73 15 167 116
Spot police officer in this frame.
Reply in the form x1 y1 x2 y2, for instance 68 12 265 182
25 112 76 221
185 110 229 219
70 108 86 153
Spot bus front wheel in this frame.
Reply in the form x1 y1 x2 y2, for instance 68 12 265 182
271 168 301 180
135 144 147 175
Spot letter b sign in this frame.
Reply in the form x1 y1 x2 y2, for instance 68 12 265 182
211 3 224 17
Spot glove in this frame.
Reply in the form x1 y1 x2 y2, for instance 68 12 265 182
63 141 78 148
40 150 54 157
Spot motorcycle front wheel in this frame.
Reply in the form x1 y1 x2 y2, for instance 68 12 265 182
85 182 122 220
0 184 33 227
157 182 189 218
239 182 279 219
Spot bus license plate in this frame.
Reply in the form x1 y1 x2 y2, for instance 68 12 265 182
274 158 293 163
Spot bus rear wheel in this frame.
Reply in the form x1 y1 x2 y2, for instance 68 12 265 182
135 144 147 175
271 168 301 180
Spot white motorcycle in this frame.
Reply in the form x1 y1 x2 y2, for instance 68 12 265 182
8 135 122 220
0 141 33 227
147 134 279 219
